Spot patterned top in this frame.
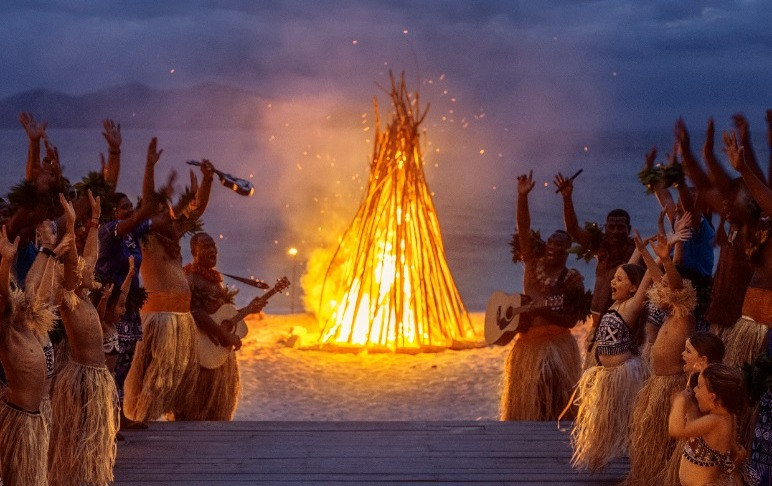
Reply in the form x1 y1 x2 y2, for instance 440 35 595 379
43 341 55 380
752 328 772 475
644 301 667 328
594 309 632 356
683 436 732 471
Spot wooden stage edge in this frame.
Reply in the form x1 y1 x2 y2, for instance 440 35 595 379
116 421 629 485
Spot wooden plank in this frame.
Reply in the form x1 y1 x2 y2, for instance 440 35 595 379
114 421 628 484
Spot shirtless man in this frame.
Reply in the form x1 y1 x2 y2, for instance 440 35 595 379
0 226 53 486
173 232 242 420
48 192 119 486
627 233 697 485
123 138 214 422
725 126 772 481
500 172 586 421
553 172 635 366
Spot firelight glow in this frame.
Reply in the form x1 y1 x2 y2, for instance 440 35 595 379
314 75 476 352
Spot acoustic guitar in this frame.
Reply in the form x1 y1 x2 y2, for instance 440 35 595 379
197 277 290 369
484 291 564 346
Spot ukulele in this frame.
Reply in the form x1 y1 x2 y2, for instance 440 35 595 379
186 160 254 197
484 291 564 346
197 277 290 369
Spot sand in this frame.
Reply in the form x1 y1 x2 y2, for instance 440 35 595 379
233 313 590 420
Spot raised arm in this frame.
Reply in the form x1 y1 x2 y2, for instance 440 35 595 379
669 390 720 439
553 172 591 247
725 131 772 216
80 190 101 288
58 194 80 292
0 226 19 302
19 113 47 181
101 119 122 190
677 118 726 214
186 160 215 221
732 114 766 185
652 234 683 291
143 138 163 202
516 171 536 262
767 109 772 185
634 232 664 283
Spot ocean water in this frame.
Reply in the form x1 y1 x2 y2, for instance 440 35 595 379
0 127 764 314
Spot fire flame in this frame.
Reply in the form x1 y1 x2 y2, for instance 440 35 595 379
311 73 475 351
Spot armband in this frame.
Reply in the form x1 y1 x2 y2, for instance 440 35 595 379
40 247 57 259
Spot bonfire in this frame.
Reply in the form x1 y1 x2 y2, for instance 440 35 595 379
316 73 476 352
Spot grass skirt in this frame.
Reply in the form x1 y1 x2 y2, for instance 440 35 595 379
499 327 581 421
0 400 48 486
170 352 240 421
626 373 686 485
722 317 768 368
48 361 118 486
123 311 198 422
571 356 648 471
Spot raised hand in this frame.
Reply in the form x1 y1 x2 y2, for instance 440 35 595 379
59 193 76 234
102 119 121 150
146 137 163 167
644 147 657 169
652 233 670 260
42 135 60 171
702 118 715 162
160 170 177 201
671 212 693 243
0 226 19 260
553 171 573 197
199 159 215 180
732 114 750 141
87 189 101 221
633 231 647 253
53 234 74 256
723 130 746 172
517 171 535 195
675 118 690 154
19 112 47 140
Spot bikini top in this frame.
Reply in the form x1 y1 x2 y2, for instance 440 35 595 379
683 436 733 472
644 301 668 328
594 309 633 356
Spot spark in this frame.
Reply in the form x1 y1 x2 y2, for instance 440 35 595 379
543 182 549 187
352 40 359 45
583 146 589 152
288 247 298 257
402 29 409 34
169 69 175 74
479 149 485 155
219 234 224 239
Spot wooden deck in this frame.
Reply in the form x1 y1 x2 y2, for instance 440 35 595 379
115 421 629 485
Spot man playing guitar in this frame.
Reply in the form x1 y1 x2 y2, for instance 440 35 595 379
500 171 587 421
176 232 243 420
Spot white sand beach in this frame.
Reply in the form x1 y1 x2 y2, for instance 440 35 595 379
234 313 590 421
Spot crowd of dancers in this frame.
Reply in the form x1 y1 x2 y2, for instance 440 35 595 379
501 111 772 485
0 115 244 485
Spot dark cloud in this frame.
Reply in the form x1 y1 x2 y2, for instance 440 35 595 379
0 1 769 129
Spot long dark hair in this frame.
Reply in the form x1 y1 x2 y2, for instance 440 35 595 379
701 363 746 417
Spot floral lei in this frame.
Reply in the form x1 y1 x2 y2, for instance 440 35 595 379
183 262 223 283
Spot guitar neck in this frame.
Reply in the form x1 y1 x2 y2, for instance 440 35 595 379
233 286 282 322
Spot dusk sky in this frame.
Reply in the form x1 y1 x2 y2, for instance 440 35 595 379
1 0 770 131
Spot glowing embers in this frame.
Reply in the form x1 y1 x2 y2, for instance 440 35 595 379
316 73 475 352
